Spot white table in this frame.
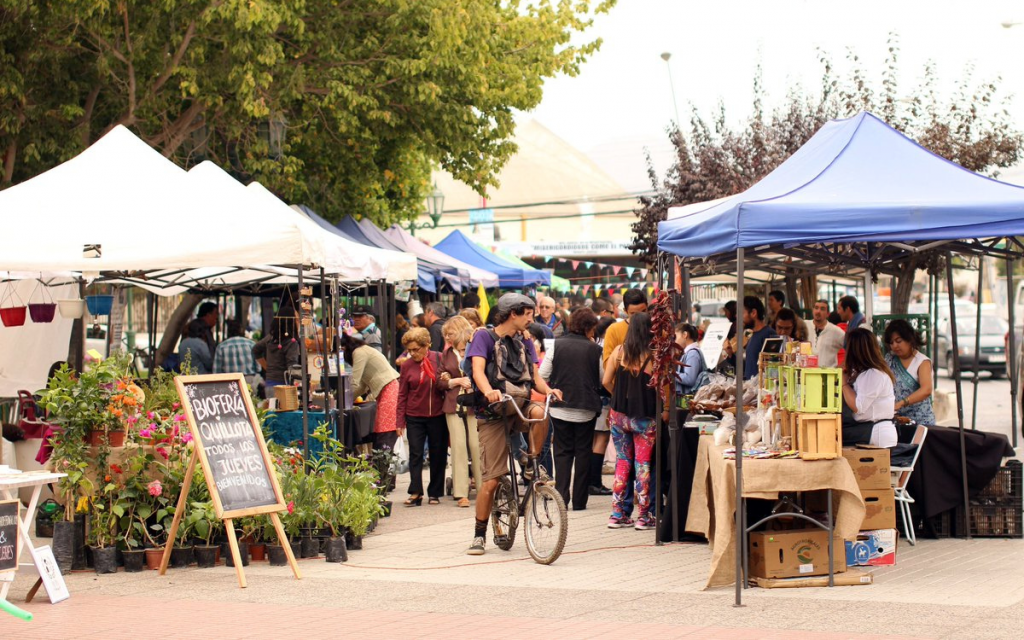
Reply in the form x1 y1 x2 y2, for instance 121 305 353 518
0 472 66 601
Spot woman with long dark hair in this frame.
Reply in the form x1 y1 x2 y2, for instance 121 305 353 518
601 312 658 530
340 332 400 452
253 315 300 392
842 327 897 447
541 307 602 510
883 319 935 425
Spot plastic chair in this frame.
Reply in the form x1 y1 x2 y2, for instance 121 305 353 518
892 424 928 545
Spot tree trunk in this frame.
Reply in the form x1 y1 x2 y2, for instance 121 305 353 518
155 293 202 367
891 255 920 315
799 274 818 312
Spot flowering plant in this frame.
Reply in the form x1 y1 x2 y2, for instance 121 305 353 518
106 378 146 430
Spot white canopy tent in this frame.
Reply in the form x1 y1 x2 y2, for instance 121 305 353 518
114 164 416 296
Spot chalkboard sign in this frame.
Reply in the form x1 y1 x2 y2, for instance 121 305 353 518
0 499 19 574
175 374 285 518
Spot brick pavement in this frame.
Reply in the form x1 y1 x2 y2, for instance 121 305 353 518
3 477 1022 639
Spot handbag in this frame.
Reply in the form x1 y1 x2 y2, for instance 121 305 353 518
392 437 409 474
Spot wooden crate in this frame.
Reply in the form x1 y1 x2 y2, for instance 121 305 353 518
771 409 797 444
795 413 842 460
781 367 842 413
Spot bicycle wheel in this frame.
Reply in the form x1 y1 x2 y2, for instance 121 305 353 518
524 483 567 565
491 476 518 551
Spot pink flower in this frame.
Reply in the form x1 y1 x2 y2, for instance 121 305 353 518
156 447 168 459
147 411 156 420
147 480 163 497
287 501 295 514
172 402 180 409
126 415 138 425
181 432 193 444
139 428 153 439
173 414 185 422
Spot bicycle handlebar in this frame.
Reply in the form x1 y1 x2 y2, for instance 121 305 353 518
489 392 555 423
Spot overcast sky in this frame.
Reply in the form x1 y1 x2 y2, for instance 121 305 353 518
526 0 1024 192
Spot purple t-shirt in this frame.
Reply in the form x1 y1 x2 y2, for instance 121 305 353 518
465 330 539 415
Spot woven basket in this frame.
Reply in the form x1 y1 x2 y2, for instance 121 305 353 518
274 385 299 411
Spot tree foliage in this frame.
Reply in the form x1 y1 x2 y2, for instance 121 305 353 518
632 38 1024 312
0 0 613 225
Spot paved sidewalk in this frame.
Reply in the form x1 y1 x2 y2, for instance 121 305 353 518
3 478 1022 639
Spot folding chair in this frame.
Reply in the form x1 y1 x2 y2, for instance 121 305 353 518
892 424 928 545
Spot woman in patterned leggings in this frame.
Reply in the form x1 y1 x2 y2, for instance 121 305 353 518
601 312 659 530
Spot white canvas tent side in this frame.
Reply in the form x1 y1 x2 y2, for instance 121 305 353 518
0 126 315 272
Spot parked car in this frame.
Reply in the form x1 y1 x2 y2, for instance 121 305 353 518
936 315 1008 378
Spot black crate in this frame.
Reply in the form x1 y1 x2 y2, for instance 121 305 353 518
929 509 955 538
956 504 1023 538
978 461 1022 504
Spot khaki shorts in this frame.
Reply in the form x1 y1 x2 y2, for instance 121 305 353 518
477 399 543 482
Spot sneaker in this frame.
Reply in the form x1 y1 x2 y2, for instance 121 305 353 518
466 536 486 555
634 517 656 531
607 516 634 529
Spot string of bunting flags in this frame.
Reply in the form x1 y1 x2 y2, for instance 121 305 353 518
541 256 649 279
559 282 658 296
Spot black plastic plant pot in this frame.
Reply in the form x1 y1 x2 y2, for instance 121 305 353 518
345 530 363 550
300 537 318 558
225 542 250 567
52 521 75 574
194 545 218 568
325 537 348 563
92 546 118 574
170 546 194 568
289 540 301 559
267 544 288 566
122 549 146 573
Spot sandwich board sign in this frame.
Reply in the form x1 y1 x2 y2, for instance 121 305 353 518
160 374 300 587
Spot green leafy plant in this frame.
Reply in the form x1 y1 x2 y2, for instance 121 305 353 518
307 425 383 538
184 501 220 547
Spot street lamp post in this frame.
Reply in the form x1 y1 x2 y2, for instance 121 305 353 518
408 183 445 236
661 52 682 128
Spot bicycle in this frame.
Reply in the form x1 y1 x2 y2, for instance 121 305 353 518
489 393 568 565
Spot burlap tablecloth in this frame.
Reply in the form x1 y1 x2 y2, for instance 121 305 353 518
685 435 865 588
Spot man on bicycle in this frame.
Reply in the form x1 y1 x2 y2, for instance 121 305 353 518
464 293 562 555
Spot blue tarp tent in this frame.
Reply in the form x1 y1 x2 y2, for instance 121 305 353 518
435 230 550 288
335 215 444 292
658 111 1024 258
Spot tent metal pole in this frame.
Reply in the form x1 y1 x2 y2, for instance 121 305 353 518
1008 256 1019 448
654 255 665 546
932 273 940 372
971 261 983 430
298 269 309 462
734 247 745 607
682 263 692 324
945 253 971 539
318 268 331 410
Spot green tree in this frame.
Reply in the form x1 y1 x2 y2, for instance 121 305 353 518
0 0 614 225
632 37 1024 313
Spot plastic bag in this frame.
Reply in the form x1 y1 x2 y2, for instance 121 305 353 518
392 436 410 475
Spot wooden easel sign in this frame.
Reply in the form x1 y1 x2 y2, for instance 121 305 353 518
0 500 19 575
160 373 301 587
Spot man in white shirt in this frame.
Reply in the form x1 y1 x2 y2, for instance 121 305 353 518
805 299 845 368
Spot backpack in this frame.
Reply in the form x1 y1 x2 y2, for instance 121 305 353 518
484 329 534 400
460 329 535 413
680 348 711 396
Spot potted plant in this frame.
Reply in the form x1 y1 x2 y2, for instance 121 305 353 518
239 516 266 562
185 501 221 568
87 447 121 574
40 364 97 572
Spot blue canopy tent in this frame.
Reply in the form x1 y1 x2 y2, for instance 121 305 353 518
657 111 1024 604
435 230 551 289
335 215 444 293
659 111 1024 258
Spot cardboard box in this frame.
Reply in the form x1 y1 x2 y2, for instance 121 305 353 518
845 529 897 566
860 488 896 530
754 568 873 589
748 529 847 579
843 447 891 490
